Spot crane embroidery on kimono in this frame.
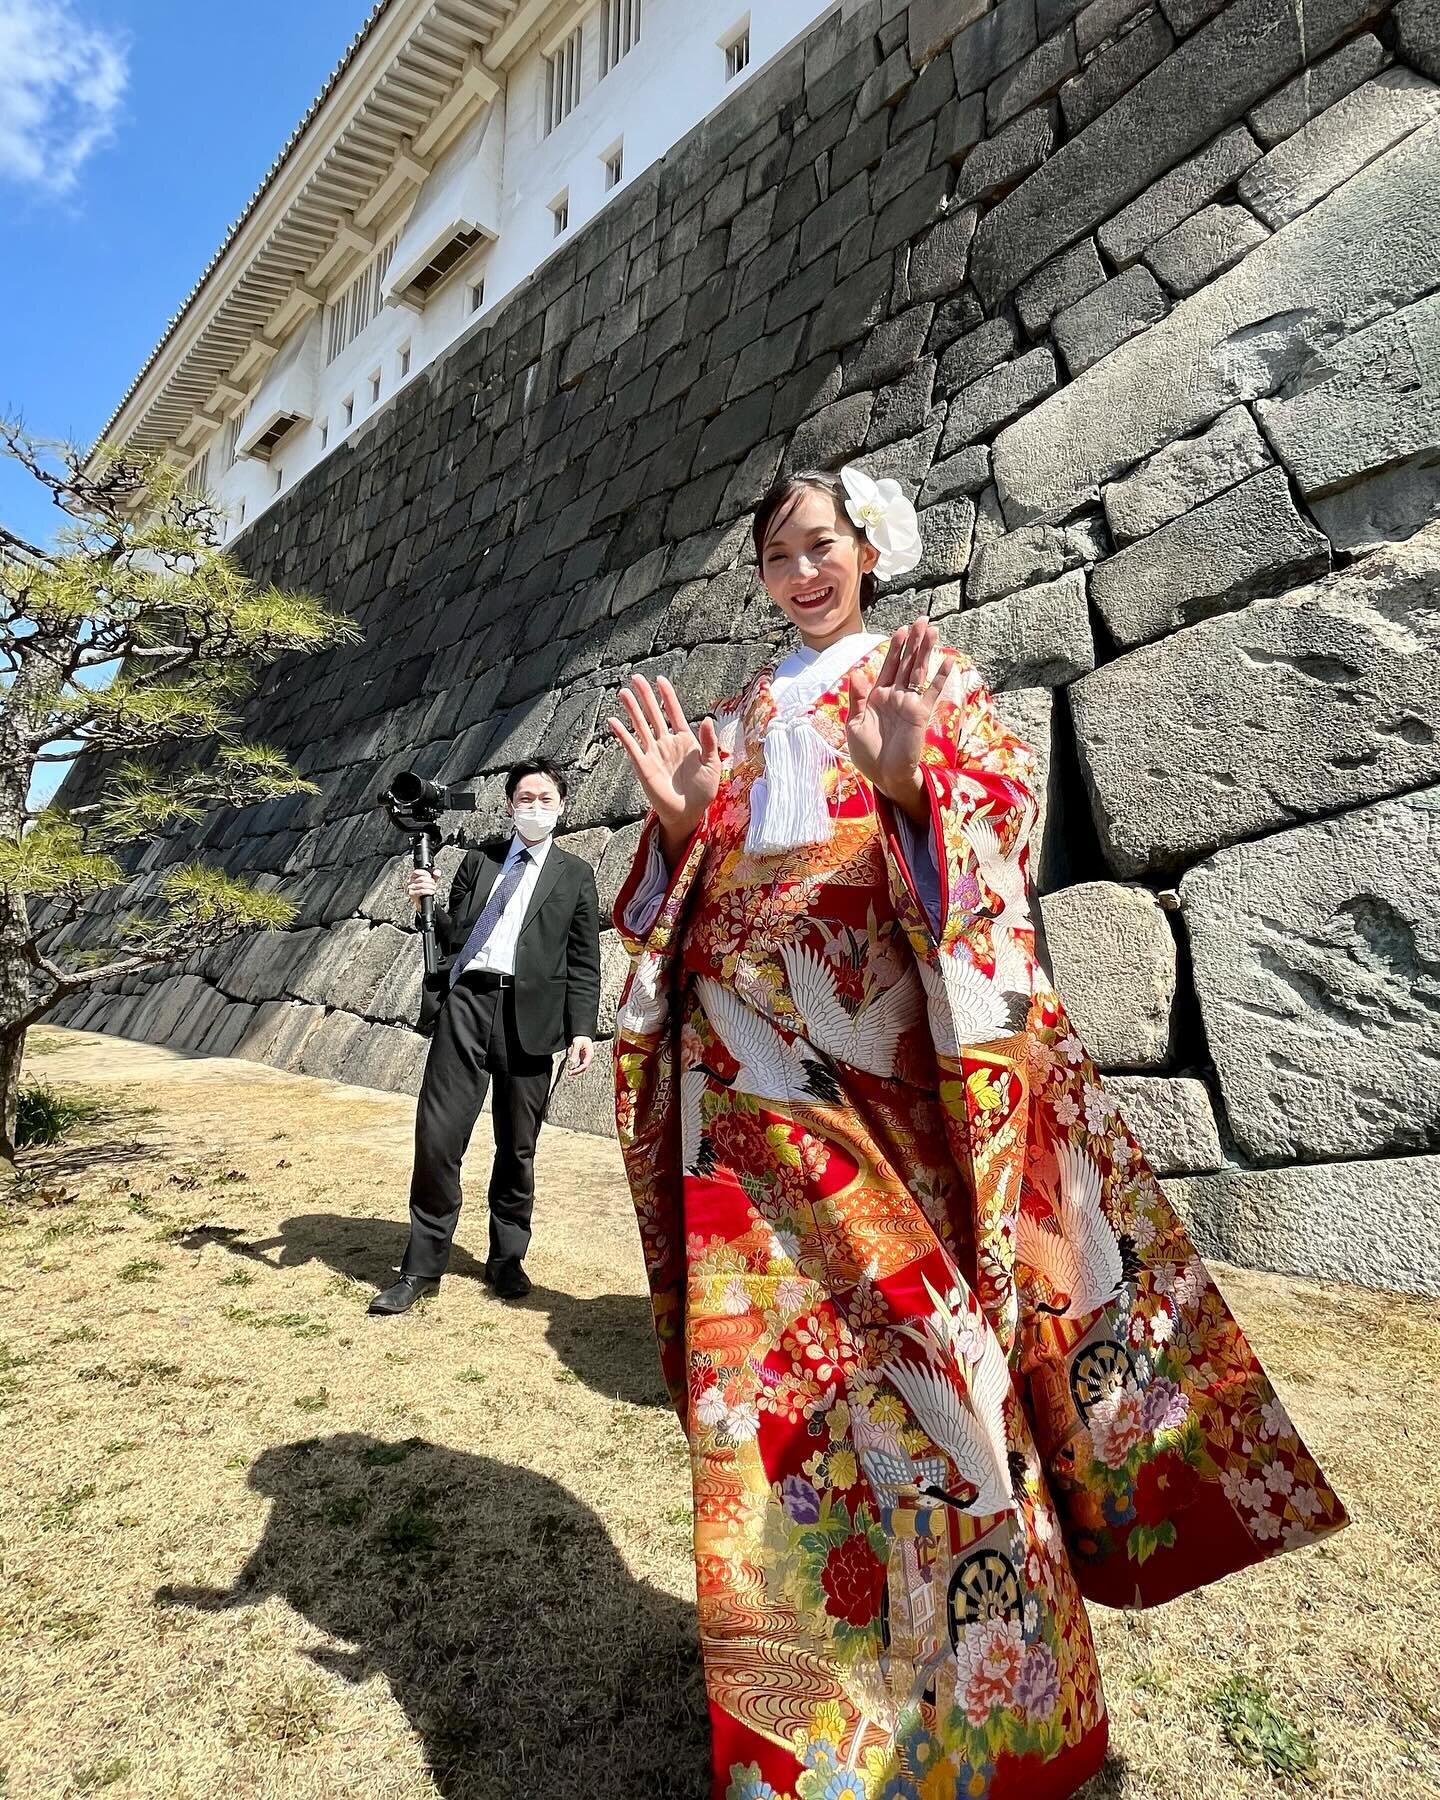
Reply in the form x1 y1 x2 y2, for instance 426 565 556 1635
695 975 842 1105
1016 1139 1128 1319
883 1277 1017 1519
779 940 922 1076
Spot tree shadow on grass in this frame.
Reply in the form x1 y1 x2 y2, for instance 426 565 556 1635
182 1212 670 1408
156 1433 707 1799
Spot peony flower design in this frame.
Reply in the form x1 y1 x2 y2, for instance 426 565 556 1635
954 1616 1026 1725
1015 1642 1062 1722
839 465 924 581
819 1531 885 1627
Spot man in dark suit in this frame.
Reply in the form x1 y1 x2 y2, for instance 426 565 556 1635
369 757 602 1314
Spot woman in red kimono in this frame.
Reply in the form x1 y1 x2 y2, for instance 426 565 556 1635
606 466 1345 1800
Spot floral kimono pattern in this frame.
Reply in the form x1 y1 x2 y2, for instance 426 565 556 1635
611 643 1346 1800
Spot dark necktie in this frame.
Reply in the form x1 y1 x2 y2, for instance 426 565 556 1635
449 848 531 986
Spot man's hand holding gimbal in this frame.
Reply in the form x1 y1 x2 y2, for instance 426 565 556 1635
408 869 438 908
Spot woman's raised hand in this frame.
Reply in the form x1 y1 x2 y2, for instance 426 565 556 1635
847 619 955 818
608 675 722 851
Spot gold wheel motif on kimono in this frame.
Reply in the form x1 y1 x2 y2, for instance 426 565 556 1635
1069 1338 1134 1422
947 1549 1023 1643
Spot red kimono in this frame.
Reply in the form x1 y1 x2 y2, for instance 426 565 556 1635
612 638 1346 1800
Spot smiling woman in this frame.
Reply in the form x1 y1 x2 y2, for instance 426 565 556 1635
603 462 1347 1800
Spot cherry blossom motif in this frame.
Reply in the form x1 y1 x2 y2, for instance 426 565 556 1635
1252 1509 1282 1542
1260 1396 1294 1439
1053 1092 1081 1129
954 1617 1027 1725
1083 1085 1112 1135
1264 1459 1296 1497
1236 1476 1269 1513
1291 1484 1322 1520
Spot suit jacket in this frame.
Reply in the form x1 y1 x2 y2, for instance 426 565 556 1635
416 841 602 1052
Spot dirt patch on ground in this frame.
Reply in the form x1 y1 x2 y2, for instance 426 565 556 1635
2 1030 1436 1799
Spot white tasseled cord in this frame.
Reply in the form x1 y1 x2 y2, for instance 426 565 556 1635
746 714 839 855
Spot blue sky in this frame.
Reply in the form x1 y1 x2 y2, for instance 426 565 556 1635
0 0 372 553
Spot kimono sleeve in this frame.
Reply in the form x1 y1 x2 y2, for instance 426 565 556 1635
877 660 1348 1607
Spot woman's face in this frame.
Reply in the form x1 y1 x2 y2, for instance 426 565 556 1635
758 487 877 650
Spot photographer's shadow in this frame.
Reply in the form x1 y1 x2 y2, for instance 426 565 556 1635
186 1212 670 1408
156 1434 706 1799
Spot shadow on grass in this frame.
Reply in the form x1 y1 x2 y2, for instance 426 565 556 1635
180 1213 670 1408
156 1433 707 1798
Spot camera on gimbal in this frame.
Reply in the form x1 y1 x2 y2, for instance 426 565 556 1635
378 772 482 977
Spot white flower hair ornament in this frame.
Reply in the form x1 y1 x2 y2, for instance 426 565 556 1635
839 464 924 582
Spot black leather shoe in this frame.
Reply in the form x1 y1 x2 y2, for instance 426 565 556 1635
488 1258 531 1300
368 1276 439 1316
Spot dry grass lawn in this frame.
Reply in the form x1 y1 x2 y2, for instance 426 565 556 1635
1 1028 1436 1800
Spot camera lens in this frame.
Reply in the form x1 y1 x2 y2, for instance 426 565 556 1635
389 771 438 808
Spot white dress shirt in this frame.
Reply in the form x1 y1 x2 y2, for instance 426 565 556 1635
457 832 552 978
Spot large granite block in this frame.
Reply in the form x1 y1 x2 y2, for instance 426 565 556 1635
1247 33 1386 145
1143 203 1269 297
935 569 1096 690
969 515 1107 603
941 348 1059 452
1166 1157 1440 1295
1311 451 1440 553
993 120 1440 524
1038 881 1178 1067
1051 266 1168 374
988 28 1079 131
1016 239 1106 338
1102 406 1272 544
1107 1076 1223 1174
955 107 1057 206
1255 290 1440 500
1070 525 1440 873
970 0 1386 301
1090 467 1330 645
1237 69 1440 229
1096 123 1261 266
1180 788 1440 1163
1060 10 1174 134
1396 0 1440 79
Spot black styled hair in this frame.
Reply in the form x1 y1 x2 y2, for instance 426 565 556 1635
505 757 568 802
752 468 879 610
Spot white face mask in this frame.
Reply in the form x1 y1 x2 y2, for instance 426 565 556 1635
511 800 561 842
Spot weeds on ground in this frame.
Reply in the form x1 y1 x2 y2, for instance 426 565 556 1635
116 1258 160 1284
1208 1673 1319 1782
37 1483 97 1531
243 1678 331 1750
15 1085 103 1149
73 1759 131 1793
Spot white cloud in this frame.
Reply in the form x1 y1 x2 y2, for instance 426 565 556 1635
0 0 127 193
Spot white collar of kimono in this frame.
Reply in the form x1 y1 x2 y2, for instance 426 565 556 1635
769 630 885 717
747 631 885 857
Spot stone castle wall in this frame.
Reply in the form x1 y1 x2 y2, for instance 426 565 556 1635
48 0 1440 1295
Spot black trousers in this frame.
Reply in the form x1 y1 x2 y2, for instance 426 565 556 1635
402 973 555 1280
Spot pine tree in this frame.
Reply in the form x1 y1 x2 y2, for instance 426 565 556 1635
0 423 361 1164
